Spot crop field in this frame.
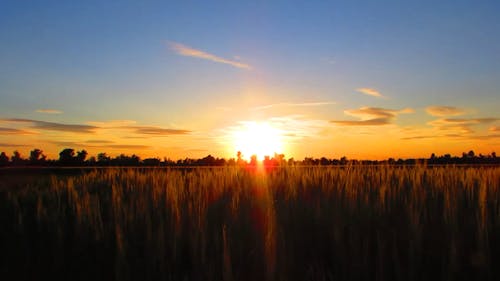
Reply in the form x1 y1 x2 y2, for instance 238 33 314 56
1 165 499 281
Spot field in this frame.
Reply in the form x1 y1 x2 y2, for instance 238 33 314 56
1 165 499 281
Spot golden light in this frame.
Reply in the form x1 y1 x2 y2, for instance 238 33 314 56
231 121 284 160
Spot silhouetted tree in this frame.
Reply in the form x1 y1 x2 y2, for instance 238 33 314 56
274 153 286 165
0 152 9 166
11 150 25 165
143 158 161 166
59 148 75 165
468 150 475 158
198 154 216 166
76 150 88 164
236 151 246 166
97 152 110 165
249 155 258 166
29 148 46 165
87 156 97 165
340 156 348 165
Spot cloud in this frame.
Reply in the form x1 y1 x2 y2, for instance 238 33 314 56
36 109 63 114
169 41 251 69
85 140 115 144
356 88 384 98
128 126 191 136
86 120 137 128
48 140 81 147
48 140 150 150
0 143 29 147
425 106 466 117
331 107 414 126
428 117 498 133
106 144 151 149
429 118 497 126
3 118 98 133
251 101 336 111
466 134 500 140
0 127 36 135
401 135 436 140
332 118 392 126
490 126 500 132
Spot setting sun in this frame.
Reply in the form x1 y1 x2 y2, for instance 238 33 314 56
231 122 284 160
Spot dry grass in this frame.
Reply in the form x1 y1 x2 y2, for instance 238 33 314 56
1 165 499 280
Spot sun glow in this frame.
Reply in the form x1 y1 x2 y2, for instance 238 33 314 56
231 122 284 160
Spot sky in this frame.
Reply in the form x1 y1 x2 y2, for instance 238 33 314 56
0 0 499 160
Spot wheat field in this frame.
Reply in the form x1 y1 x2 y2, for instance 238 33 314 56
1 165 499 281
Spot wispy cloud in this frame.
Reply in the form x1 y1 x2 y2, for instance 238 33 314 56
0 143 29 147
128 126 191 136
465 134 500 140
490 126 500 132
426 106 466 117
169 41 251 69
401 135 436 140
0 127 36 135
85 139 115 144
36 109 63 114
251 101 336 111
86 120 137 128
356 88 384 98
331 107 414 126
48 140 150 150
428 117 498 134
3 118 98 133
403 134 500 141
106 144 151 149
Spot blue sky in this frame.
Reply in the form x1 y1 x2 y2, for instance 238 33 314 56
0 0 499 159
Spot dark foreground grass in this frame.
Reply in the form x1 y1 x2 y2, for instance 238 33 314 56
1 165 499 281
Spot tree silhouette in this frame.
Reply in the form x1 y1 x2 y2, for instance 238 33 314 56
97 152 110 165
29 148 47 165
59 148 75 165
249 155 258 166
76 150 88 163
11 150 24 165
0 152 9 166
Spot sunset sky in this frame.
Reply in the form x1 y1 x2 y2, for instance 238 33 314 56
1 1 499 160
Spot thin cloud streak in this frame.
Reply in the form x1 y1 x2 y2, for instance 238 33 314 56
356 88 384 98
490 126 500 132
251 101 336 111
86 120 137 128
0 143 28 147
331 107 414 126
106 144 151 149
127 126 191 136
0 127 36 135
169 41 251 69
428 117 498 134
426 106 465 117
36 109 63 114
85 140 115 144
2 118 98 133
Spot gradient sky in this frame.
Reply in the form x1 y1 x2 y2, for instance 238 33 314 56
1 0 499 160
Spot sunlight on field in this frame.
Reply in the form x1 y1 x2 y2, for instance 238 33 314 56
2 165 499 280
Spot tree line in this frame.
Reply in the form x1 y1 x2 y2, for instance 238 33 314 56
0 148 498 167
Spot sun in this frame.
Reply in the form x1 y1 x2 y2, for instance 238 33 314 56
232 122 284 160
